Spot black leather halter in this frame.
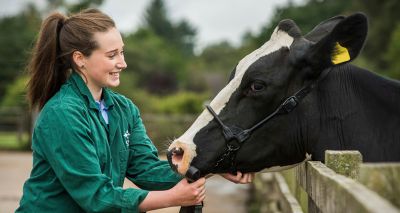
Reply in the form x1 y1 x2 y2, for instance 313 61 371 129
206 68 332 173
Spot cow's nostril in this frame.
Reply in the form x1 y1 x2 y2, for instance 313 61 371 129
172 147 184 164
172 147 184 155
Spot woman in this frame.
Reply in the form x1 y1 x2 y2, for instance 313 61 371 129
16 8 253 213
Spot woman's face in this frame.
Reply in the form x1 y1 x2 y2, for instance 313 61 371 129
81 27 127 92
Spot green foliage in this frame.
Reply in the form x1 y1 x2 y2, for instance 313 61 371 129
0 5 40 103
0 132 30 150
383 23 400 80
112 72 138 98
152 91 210 114
116 85 210 115
1 76 28 108
123 89 209 115
189 41 250 93
141 114 197 152
46 0 104 13
123 29 187 95
143 0 197 56
67 0 104 12
198 41 241 73
353 0 400 70
253 0 354 47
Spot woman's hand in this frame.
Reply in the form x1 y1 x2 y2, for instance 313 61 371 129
138 177 206 211
169 178 206 206
219 172 255 184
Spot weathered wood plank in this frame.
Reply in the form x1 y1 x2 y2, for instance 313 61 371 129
273 173 304 213
296 161 399 213
360 163 400 209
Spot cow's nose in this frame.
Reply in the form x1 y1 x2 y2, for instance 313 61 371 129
167 141 196 175
168 147 184 171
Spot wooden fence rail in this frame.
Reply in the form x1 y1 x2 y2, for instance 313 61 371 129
251 150 400 213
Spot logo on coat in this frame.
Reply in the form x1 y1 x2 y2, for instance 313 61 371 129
123 130 130 148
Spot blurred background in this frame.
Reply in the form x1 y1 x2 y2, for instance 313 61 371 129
0 0 399 212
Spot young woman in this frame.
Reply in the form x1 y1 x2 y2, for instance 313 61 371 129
16 8 253 213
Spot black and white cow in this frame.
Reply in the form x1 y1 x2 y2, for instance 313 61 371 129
167 13 400 177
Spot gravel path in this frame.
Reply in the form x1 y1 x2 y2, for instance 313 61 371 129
0 151 249 213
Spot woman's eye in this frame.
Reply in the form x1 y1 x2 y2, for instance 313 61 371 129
250 82 265 92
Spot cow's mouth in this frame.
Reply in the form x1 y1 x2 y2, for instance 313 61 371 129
167 141 197 175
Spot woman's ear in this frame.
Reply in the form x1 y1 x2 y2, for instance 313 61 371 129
72 51 86 70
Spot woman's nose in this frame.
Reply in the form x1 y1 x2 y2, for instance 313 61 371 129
117 59 128 70
117 56 127 70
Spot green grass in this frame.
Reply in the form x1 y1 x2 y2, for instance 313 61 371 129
0 132 30 150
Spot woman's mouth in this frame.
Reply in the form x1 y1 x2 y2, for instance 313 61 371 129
109 72 120 77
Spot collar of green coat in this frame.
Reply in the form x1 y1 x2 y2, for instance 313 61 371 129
69 72 115 110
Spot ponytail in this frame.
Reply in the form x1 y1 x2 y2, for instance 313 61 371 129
27 12 67 110
27 9 115 110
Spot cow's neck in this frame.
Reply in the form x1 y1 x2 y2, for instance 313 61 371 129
304 64 400 161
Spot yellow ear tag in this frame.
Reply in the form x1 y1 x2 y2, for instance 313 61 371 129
331 42 350 64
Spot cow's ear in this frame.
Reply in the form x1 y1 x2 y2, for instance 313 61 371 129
304 15 345 43
305 13 368 69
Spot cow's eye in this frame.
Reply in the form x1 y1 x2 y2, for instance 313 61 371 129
250 81 265 92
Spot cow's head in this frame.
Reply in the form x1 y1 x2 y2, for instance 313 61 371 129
167 13 368 176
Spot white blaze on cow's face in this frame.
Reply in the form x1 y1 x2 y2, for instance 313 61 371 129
168 27 295 175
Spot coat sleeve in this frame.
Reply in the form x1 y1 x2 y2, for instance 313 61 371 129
36 105 147 213
125 102 182 191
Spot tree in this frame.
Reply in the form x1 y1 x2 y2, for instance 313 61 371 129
253 0 354 47
118 0 198 95
122 28 187 95
143 0 197 56
353 0 400 71
45 0 104 13
0 4 41 103
384 23 400 79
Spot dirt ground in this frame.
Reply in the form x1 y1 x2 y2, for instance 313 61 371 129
0 151 249 213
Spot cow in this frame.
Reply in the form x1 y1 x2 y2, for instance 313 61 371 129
167 13 400 178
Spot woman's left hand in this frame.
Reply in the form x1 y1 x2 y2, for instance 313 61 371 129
219 172 255 184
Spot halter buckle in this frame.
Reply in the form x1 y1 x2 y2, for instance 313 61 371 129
281 96 298 113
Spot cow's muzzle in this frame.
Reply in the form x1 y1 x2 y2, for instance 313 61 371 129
167 141 197 175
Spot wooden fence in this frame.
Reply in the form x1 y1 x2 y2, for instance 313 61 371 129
251 150 400 213
0 107 32 146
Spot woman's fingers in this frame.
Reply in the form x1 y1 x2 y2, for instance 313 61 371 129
220 172 256 184
189 178 206 204
241 172 255 183
192 177 206 187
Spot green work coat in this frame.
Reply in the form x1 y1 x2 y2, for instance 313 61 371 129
16 72 182 213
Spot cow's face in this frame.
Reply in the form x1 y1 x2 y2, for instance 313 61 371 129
167 14 367 176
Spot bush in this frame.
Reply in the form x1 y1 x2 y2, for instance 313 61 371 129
152 91 210 114
384 23 400 80
1 75 28 108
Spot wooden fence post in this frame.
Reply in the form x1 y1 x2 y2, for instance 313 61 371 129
324 150 362 180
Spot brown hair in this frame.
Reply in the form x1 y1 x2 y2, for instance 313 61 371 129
27 8 115 110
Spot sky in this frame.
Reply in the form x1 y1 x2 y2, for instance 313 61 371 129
0 0 304 50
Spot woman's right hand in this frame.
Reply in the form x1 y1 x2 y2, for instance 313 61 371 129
138 177 206 211
169 177 206 206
